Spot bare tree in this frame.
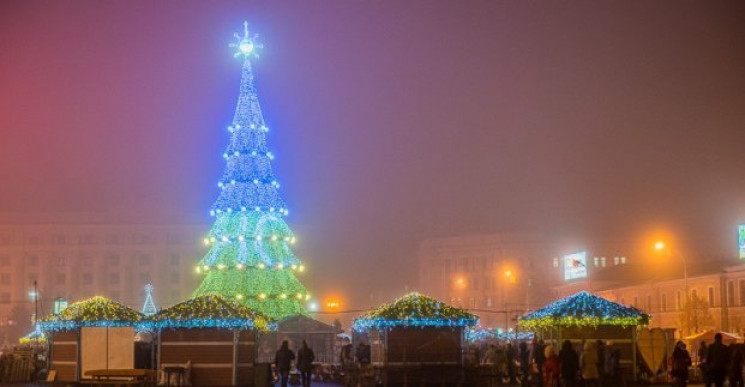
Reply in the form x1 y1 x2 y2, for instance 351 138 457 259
678 294 714 336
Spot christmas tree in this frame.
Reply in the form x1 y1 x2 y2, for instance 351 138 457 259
141 284 157 316
192 22 309 320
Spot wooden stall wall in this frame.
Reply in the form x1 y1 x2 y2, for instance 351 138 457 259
50 331 79 382
160 328 256 386
386 327 462 365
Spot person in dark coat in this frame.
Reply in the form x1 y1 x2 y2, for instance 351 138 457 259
729 345 744 387
532 339 546 387
519 341 531 387
699 341 710 387
507 342 518 384
671 341 692 387
297 340 315 387
559 340 579 387
274 340 295 387
706 333 731 387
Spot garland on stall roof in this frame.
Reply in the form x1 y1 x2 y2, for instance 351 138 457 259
353 292 478 331
37 296 143 332
518 291 650 329
148 294 273 331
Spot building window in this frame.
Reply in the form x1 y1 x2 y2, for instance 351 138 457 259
28 255 38 266
728 281 735 307
80 255 93 266
677 291 682 310
691 289 698 302
614 257 619 265
26 235 41 245
139 273 151 283
138 254 151 265
55 274 66 285
170 272 180 283
708 287 715 307
27 273 38 284
78 235 96 245
600 257 606 267
594 257 600 267
107 254 120 266
740 280 745 306
110 273 120 285
56 256 67 266
647 295 652 311
553 257 559 268
166 234 184 244
620 256 626 264
105 234 121 245
662 293 667 312
170 254 180 265
82 273 93 285
51 234 66 244
487 297 493 307
133 234 155 245
0 273 10 285
0 292 9 303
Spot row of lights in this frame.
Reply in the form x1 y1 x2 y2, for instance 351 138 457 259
235 293 310 301
211 207 289 216
227 123 269 133
203 235 296 245
196 263 305 273
222 150 274 160
217 179 280 188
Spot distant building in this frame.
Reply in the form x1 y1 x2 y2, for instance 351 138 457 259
554 257 745 337
417 234 640 328
0 214 206 343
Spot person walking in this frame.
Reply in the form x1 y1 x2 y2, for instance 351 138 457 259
699 341 710 387
507 342 518 384
729 345 744 387
297 340 315 387
532 340 546 387
581 341 600 387
519 341 531 387
559 340 579 387
542 345 561 387
671 341 692 387
707 333 731 387
340 338 356 387
274 340 295 387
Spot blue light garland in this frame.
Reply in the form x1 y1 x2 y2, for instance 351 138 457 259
518 291 649 329
353 292 479 332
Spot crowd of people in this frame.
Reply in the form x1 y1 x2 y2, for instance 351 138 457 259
473 339 623 387
671 333 745 387
273 338 372 387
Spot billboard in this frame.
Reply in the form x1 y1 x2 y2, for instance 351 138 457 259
739 225 745 259
564 251 588 280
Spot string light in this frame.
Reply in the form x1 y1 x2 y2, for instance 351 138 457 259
38 296 143 332
353 292 478 331
518 291 650 329
192 22 309 321
148 294 272 331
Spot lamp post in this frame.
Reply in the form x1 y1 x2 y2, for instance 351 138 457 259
502 270 516 330
655 241 690 334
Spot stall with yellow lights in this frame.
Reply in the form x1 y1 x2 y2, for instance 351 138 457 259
353 292 479 385
37 296 144 382
149 293 273 386
518 291 650 381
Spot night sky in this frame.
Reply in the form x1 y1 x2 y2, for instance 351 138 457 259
1 1 744 308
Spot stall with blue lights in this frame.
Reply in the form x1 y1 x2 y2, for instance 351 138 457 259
353 292 478 385
518 291 649 381
37 296 144 382
149 293 273 386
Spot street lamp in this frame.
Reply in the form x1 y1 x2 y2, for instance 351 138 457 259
654 240 689 312
502 269 516 330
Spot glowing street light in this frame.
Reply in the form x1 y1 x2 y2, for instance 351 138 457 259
653 239 689 323
654 241 666 251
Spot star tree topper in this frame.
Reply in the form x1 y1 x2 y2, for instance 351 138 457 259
231 21 263 59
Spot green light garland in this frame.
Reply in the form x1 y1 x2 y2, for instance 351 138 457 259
38 296 143 332
150 294 273 331
354 292 478 331
518 291 650 329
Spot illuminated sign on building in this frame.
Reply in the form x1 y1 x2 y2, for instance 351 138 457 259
564 251 588 280
739 225 745 259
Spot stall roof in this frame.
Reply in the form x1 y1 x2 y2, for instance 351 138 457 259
353 292 478 331
149 293 273 331
519 291 649 329
38 296 144 331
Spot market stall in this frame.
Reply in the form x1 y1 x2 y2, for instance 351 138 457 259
38 296 144 382
150 293 273 386
353 292 478 385
518 291 649 381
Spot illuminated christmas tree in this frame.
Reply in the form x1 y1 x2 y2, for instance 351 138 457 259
192 22 309 320
141 284 157 316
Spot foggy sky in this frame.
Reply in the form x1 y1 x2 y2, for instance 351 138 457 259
1 1 744 308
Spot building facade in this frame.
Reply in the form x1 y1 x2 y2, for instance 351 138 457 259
555 262 745 337
0 216 206 343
